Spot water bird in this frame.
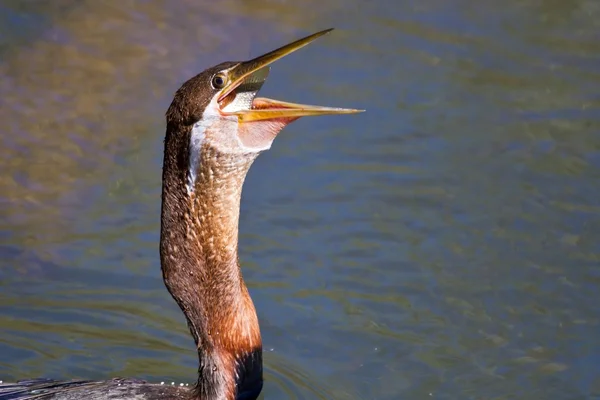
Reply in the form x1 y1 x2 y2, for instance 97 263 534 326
0 28 362 400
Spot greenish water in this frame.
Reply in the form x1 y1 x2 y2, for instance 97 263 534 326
1 0 599 398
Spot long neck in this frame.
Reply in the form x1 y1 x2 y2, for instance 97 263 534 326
160 126 263 400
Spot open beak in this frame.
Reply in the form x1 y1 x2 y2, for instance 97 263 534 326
217 28 364 122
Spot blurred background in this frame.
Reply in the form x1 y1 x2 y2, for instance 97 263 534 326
1 0 599 398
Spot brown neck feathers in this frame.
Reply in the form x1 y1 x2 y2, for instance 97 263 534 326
160 124 263 400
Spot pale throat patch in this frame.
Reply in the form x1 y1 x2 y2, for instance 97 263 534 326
186 88 281 195
187 96 224 194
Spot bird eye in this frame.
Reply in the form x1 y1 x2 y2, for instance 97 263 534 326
211 73 227 89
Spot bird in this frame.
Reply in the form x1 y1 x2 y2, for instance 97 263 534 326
0 28 363 400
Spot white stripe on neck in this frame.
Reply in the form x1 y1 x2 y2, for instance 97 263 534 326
187 120 207 194
187 96 223 194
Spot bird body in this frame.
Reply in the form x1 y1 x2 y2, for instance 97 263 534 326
1 29 362 400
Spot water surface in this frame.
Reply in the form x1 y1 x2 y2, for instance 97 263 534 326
1 0 599 398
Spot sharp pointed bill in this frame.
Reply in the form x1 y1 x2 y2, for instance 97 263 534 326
215 28 364 121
